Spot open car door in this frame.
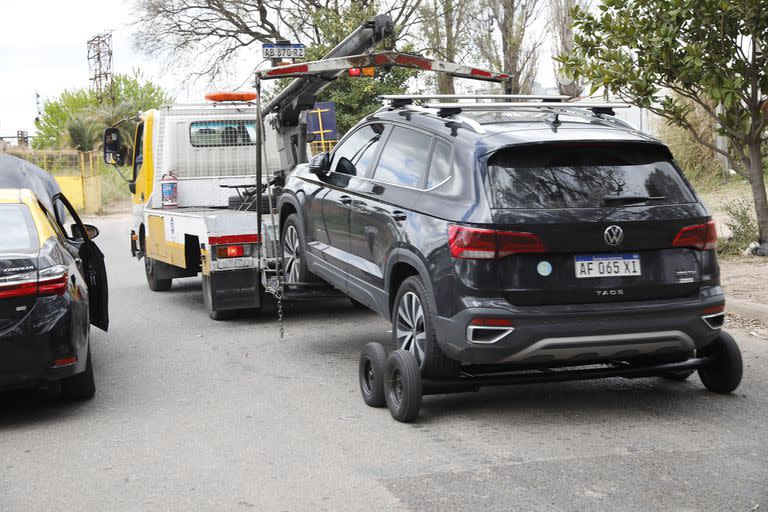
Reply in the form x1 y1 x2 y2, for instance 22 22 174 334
53 193 109 332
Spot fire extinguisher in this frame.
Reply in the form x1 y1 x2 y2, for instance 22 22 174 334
161 171 178 208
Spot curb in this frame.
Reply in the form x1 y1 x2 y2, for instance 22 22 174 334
727 298 768 324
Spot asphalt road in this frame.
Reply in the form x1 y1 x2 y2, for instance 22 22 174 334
2 214 767 511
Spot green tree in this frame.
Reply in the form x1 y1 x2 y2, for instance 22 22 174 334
300 3 418 134
559 0 768 244
34 70 172 150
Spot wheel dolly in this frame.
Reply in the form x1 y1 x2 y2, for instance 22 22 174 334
358 339 741 423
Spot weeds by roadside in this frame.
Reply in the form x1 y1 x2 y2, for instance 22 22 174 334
718 198 760 255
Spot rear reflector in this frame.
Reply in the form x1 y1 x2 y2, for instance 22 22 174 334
701 304 725 315
470 317 514 327
449 225 546 259
673 220 717 250
52 356 77 367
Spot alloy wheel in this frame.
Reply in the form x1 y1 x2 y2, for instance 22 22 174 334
283 225 301 284
395 291 426 367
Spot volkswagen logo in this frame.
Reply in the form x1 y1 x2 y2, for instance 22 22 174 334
604 225 624 246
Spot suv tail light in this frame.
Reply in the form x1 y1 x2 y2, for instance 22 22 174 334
448 225 546 259
672 220 717 250
0 265 68 299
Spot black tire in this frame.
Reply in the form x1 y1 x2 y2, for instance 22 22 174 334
145 257 172 291
698 331 743 394
385 350 422 423
359 343 387 407
392 276 460 378
281 214 313 285
61 345 95 401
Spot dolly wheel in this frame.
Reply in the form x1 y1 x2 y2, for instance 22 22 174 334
359 343 387 407
698 331 743 394
385 350 422 423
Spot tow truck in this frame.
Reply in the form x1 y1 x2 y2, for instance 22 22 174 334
102 14 519 320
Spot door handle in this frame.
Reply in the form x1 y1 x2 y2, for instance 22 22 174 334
339 195 352 205
391 211 407 222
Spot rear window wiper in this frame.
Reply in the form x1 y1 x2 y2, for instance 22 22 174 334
602 195 666 206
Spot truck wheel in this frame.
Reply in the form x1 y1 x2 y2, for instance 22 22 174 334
698 331 743 394
392 276 460 379
385 350 422 423
359 343 387 407
281 214 313 285
61 344 95 401
145 257 172 291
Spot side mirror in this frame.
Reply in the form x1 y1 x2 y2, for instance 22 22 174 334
103 128 124 166
72 223 100 240
308 152 330 175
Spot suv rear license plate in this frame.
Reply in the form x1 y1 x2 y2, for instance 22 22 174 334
575 254 641 279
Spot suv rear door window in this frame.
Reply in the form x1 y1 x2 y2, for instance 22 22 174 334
427 139 452 188
373 126 432 188
0 204 38 253
330 123 385 177
487 143 695 209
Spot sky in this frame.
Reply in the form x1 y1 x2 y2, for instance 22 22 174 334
0 1 561 139
0 0 206 137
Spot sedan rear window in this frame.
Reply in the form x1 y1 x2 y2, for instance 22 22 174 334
0 204 38 253
487 143 695 209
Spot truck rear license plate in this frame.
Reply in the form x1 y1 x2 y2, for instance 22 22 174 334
575 254 641 278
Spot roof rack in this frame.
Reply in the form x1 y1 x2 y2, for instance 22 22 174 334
380 94 570 107
406 101 630 118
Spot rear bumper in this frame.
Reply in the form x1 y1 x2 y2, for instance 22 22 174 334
433 290 725 365
0 302 87 389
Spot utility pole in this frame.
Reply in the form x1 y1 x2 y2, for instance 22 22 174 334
87 32 114 105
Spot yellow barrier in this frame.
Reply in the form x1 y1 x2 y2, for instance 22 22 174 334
54 175 102 213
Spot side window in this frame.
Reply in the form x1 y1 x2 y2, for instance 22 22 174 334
329 123 385 177
372 127 432 188
133 122 144 182
37 200 67 243
427 140 452 188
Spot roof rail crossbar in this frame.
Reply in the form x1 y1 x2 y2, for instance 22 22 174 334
423 102 630 111
380 94 571 102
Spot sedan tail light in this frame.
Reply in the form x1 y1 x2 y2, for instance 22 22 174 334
38 265 69 296
672 220 717 250
0 270 39 299
0 265 68 300
448 225 546 259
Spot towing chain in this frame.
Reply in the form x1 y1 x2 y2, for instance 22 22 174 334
264 283 285 339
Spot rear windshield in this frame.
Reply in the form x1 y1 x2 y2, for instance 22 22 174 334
190 120 257 147
0 204 38 253
487 143 695 209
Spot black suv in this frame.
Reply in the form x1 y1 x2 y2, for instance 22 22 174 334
278 101 741 391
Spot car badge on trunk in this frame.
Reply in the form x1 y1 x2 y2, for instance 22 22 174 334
604 225 624 246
